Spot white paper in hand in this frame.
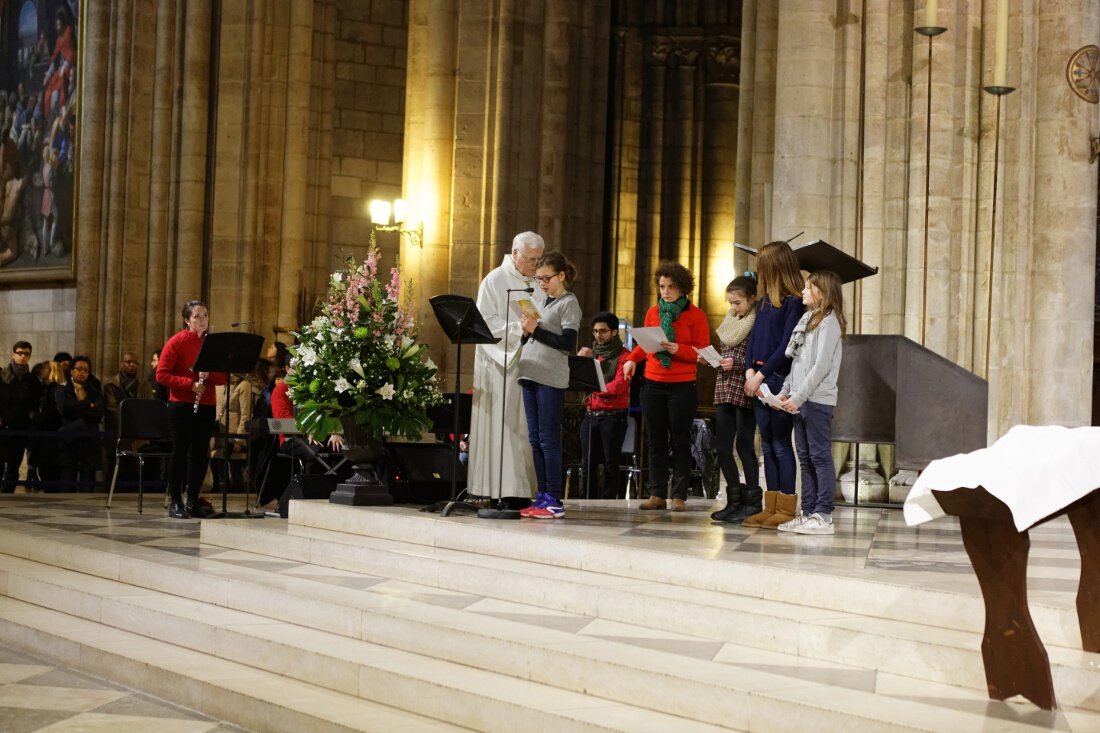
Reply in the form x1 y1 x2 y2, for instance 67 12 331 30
758 383 797 413
629 326 667 354
696 345 722 368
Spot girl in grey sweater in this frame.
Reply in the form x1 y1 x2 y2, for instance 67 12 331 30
777 270 845 535
517 252 582 519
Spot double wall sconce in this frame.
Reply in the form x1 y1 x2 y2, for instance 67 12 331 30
369 198 424 248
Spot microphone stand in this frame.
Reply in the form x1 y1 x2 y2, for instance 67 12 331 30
477 285 533 520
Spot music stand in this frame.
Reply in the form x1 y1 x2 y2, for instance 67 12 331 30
429 295 500 516
192 331 265 518
569 356 606 500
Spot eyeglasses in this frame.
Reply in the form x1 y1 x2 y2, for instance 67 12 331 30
13 350 30 357
513 254 539 265
533 274 560 283
592 328 612 335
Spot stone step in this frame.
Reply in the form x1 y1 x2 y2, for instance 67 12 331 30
3 532 1094 732
284 502 1086 649
0 553 736 733
0 595 467 733
198 510 1100 711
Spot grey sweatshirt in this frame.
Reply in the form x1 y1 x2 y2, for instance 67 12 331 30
781 311 842 407
518 292 582 390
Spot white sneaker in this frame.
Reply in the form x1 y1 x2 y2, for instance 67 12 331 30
776 514 807 533
793 513 834 535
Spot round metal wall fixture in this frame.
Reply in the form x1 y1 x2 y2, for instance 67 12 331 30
1067 45 1100 103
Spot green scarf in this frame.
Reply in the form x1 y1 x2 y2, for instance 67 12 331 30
656 296 689 369
593 335 624 386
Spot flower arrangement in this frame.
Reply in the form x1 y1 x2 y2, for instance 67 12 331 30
287 245 445 442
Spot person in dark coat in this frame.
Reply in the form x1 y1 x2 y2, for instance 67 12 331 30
56 355 105 491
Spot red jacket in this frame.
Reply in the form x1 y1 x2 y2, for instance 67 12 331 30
585 347 631 411
270 380 293 445
156 329 227 405
625 303 711 383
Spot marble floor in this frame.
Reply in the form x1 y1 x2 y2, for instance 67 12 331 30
0 490 1092 731
0 644 248 733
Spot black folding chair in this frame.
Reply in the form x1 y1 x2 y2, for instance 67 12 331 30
105 399 173 513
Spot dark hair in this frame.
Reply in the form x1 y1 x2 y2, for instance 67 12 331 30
272 341 290 369
71 355 92 372
252 357 272 383
591 311 619 331
53 351 71 363
654 261 694 295
536 251 577 286
12 340 31 352
31 361 49 378
181 300 207 327
726 275 757 299
153 349 161 358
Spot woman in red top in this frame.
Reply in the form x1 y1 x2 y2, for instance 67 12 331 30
156 300 225 519
622 263 712 511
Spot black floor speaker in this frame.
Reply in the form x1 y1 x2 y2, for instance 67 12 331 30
386 442 466 504
279 474 340 518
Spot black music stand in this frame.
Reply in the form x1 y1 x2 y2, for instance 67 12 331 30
192 331 265 518
569 356 606 500
429 295 499 516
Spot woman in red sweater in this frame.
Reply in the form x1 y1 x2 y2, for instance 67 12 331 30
622 262 712 511
156 300 225 519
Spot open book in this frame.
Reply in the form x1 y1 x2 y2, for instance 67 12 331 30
509 298 540 321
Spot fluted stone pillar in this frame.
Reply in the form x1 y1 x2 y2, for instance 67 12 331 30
1015 2 1097 426
702 37 740 319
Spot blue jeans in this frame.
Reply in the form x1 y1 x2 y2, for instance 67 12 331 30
793 401 836 516
752 373 796 494
520 380 565 498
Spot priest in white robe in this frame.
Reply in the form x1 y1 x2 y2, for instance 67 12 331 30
468 231 546 499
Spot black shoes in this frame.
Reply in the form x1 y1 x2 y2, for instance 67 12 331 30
168 501 190 519
186 503 215 519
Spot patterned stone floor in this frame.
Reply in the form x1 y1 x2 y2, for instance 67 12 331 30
0 644 249 733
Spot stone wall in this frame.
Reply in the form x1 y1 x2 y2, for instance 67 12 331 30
0 287 76 363
329 0 408 268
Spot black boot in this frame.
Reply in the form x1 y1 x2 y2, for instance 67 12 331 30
710 483 744 521
168 500 190 519
724 485 762 524
185 490 214 519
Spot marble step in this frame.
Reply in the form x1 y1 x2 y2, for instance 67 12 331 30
2 538 1094 732
0 595 467 733
0 553 736 733
198 513 1100 711
286 501 1085 648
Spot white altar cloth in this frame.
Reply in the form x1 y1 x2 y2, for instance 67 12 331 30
903 425 1100 532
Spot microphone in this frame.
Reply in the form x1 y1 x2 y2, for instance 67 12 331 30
230 320 254 327
507 287 534 293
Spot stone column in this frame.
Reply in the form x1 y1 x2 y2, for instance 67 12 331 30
1018 1 1097 426
770 0 835 241
702 36 740 319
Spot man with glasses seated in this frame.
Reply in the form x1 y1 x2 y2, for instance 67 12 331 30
577 313 632 499
468 231 546 506
1 341 41 492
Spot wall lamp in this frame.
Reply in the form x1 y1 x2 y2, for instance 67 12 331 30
369 198 424 248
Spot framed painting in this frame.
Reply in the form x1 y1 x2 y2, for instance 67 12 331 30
0 0 78 283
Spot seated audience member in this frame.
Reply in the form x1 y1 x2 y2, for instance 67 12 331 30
210 372 252 493
27 361 64 490
56 355 105 491
103 352 154 435
148 350 169 402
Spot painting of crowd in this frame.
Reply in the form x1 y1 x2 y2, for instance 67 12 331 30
0 0 78 271
0 338 292 500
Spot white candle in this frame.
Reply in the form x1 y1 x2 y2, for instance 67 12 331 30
925 0 938 28
994 0 1008 86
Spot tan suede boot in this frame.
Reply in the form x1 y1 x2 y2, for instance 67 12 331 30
761 492 798 529
741 490 777 528
669 498 686 512
639 495 667 510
